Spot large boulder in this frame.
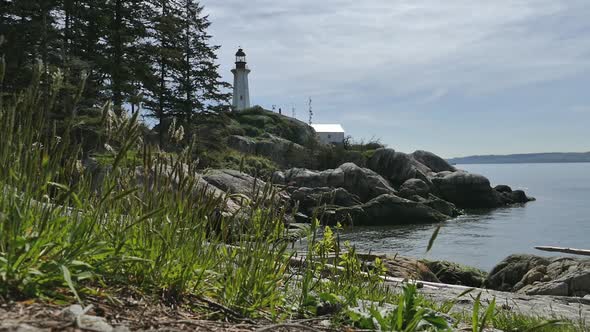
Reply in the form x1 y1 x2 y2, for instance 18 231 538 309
357 194 449 225
338 163 398 202
367 148 432 186
485 254 551 291
421 194 462 217
411 150 456 173
227 135 256 154
485 254 590 297
360 254 440 282
283 163 396 202
202 169 268 199
255 133 307 167
431 171 504 208
227 134 307 168
423 260 487 287
133 165 241 215
493 185 535 204
398 178 431 198
288 186 361 216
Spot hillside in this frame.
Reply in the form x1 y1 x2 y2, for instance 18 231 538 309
448 152 590 164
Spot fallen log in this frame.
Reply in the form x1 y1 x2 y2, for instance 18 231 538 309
535 246 590 257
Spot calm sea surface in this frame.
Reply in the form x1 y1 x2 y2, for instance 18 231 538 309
338 163 590 271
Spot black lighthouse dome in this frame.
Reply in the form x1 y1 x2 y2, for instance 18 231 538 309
235 48 247 64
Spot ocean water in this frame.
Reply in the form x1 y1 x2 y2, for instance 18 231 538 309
338 163 590 271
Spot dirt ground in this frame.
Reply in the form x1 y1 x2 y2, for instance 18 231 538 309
0 292 338 332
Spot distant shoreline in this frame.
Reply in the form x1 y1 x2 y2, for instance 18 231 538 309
452 161 590 165
447 152 590 165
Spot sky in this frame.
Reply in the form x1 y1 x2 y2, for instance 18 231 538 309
200 0 590 158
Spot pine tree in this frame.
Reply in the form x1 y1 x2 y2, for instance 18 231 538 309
0 0 61 92
102 0 152 114
142 0 185 143
172 0 231 122
1 0 231 146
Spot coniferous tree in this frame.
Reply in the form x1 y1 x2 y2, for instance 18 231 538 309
142 0 184 143
172 0 231 121
1 0 231 146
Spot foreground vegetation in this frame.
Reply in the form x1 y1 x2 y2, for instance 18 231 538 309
1 68 587 331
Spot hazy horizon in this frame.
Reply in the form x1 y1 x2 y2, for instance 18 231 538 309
202 0 590 158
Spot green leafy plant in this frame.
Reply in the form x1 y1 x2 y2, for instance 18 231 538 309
346 284 450 331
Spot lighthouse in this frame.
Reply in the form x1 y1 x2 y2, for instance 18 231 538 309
232 48 251 111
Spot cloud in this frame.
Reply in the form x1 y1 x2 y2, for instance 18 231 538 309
201 0 590 155
571 105 590 114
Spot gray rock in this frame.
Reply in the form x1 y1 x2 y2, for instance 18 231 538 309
357 194 449 225
422 195 462 217
423 260 487 287
271 170 286 184
411 150 457 172
338 163 398 202
228 133 307 168
317 205 366 226
520 280 569 296
431 171 504 208
487 254 590 297
284 168 327 187
284 163 396 202
485 254 551 291
494 184 512 193
367 148 432 185
227 135 256 154
500 189 534 204
289 186 361 216
134 165 241 215
255 133 307 167
62 305 115 332
398 178 431 198
203 169 267 199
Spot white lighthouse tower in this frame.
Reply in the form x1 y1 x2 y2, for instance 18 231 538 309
232 48 251 111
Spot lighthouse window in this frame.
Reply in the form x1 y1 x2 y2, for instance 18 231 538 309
240 96 243 100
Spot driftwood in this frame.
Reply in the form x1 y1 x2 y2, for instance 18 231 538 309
535 246 590 257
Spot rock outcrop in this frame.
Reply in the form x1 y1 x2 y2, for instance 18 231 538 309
360 254 440 282
227 135 257 154
485 254 590 297
357 194 449 225
411 150 457 173
398 178 431 198
367 148 431 186
203 169 268 199
423 260 487 287
430 171 504 208
227 133 307 167
288 186 361 216
282 163 397 202
364 149 533 209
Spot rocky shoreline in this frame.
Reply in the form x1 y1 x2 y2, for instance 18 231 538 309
360 254 590 298
195 147 535 227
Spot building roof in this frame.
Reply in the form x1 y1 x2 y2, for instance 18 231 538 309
311 124 345 133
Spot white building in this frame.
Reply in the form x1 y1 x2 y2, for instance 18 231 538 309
311 124 345 145
231 48 251 110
